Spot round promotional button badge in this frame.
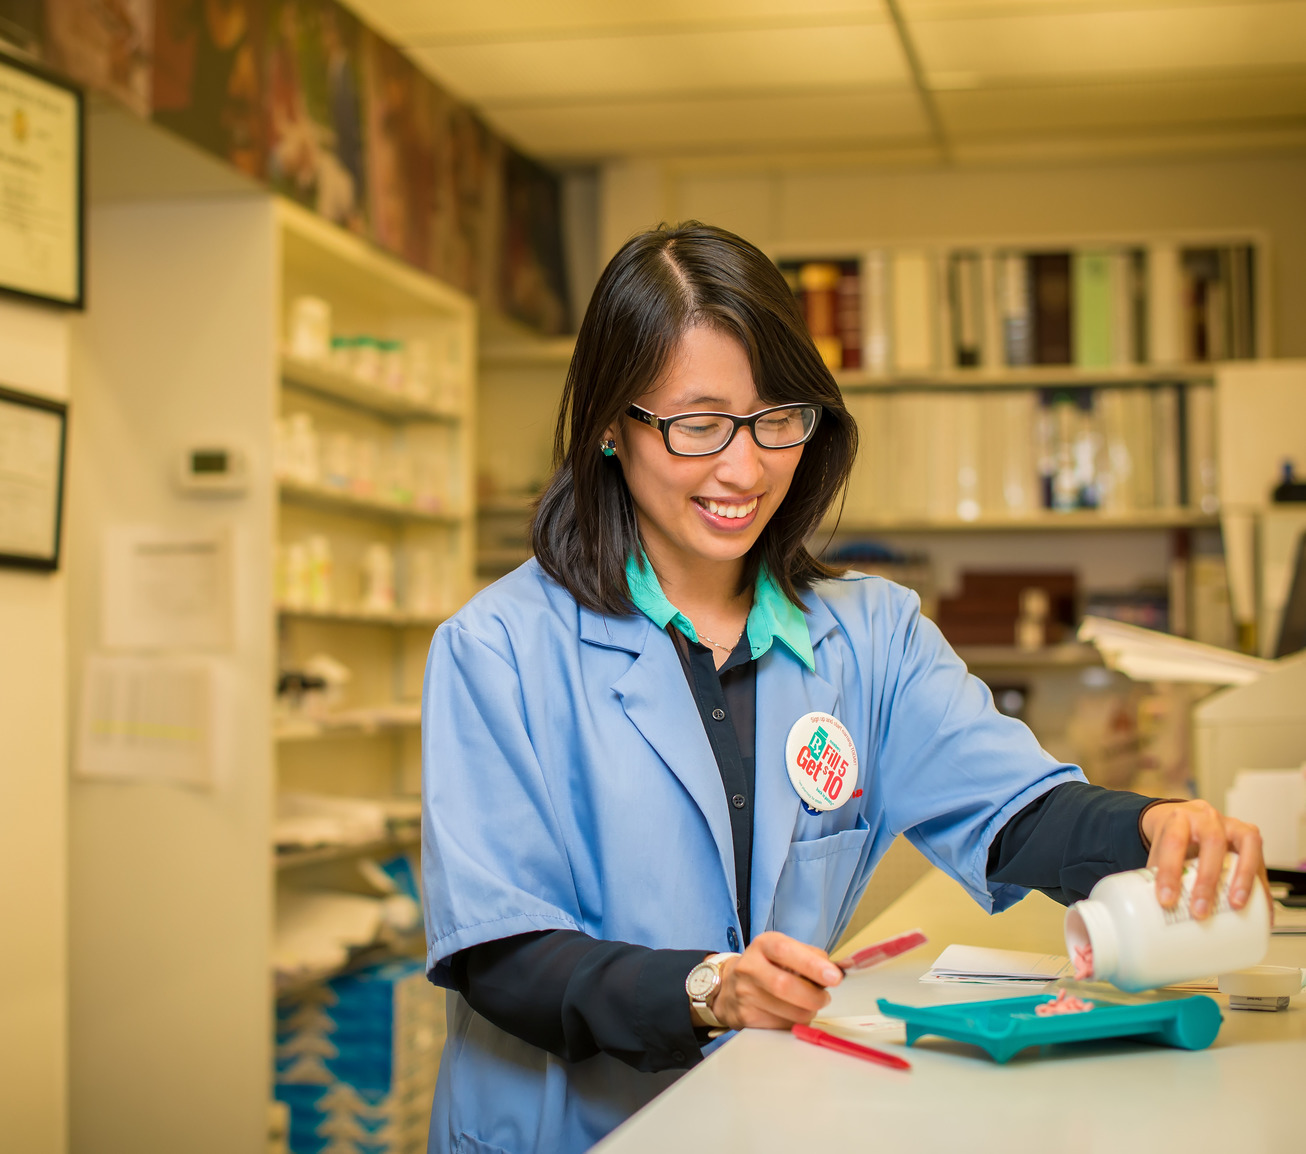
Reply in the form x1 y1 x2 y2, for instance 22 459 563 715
785 712 859 813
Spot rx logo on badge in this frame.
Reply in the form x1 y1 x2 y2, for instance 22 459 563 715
784 711 859 813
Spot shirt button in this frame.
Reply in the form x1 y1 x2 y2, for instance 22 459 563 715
711 708 726 722
731 794 746 809
727 927 739 951
672 1050 686 1064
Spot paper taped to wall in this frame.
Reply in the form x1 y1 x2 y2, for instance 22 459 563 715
75 654 214 787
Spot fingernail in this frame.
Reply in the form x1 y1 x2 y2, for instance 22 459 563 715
1232 887 1248 906
1192 898 1209 918
1159 886 1175 904
823 966 840 984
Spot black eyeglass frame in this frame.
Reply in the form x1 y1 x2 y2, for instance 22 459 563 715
625 402 823 457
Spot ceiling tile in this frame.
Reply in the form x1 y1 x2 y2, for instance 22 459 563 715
909 2 1306 80
937 71 1306 138
408 24 909 104
345 0 888 42
482 87 931 159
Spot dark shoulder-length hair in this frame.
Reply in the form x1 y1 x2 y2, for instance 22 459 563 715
531 221 858 616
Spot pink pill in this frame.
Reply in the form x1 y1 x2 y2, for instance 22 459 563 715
1073 944 1094 982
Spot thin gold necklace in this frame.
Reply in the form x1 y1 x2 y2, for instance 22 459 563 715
697 628 743 655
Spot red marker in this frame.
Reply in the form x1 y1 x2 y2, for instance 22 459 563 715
792 1024 912 1071
836 928 928 974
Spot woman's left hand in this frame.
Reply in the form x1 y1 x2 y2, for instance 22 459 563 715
1140 799 1268 918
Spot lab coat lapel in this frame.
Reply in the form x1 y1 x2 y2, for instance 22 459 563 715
750 600 841 940
595 613 738 907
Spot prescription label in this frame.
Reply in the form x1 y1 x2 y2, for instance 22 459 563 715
785 711 859 812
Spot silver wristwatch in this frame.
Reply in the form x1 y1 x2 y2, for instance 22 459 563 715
685 952 739 1031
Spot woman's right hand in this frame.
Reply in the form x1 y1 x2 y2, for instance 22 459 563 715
708 931 843 1030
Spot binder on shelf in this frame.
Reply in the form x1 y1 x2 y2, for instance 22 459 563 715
1114 249 1146 367
979 252 1003 371
1031 253 1073 366
891 250 935 373
863 251 891 375
1152 385 1182 510
1186 383 1219 514
999 252 1033 367
1147 243 1183 365
950 252 983 369
1073 251 1113 369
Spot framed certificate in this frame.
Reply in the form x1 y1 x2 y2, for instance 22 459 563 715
0 52 84 309
0 384 68 570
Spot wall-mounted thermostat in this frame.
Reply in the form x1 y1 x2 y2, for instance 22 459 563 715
177 445 249 495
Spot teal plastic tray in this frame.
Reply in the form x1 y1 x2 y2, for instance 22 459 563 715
877 993 1222 1063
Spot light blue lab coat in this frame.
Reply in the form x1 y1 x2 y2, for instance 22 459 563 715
421 560 1083 1154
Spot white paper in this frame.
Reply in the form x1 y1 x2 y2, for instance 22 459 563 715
76 653 214 787
922 944 1071 985
1078 614 1274 686
102 525 234 650
1225 768 1306 869
0 395 62 558
813 1013 907 1044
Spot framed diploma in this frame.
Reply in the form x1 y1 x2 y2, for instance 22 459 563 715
0 52 84 309
0 384 68 570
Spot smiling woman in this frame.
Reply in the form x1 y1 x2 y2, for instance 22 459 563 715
418 222 1267 1154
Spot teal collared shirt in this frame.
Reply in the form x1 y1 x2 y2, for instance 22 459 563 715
624 552 815 672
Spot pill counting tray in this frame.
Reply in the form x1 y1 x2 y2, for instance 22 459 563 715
876 993 1222 1064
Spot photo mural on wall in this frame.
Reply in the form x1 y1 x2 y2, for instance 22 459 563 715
11 0 570 333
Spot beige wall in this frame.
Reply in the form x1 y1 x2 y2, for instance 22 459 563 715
0 300 69 1153
602 150 1306 358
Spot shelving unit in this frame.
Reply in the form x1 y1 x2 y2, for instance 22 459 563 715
272 200 475 963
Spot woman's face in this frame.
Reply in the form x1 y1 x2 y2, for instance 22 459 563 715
610 324 805 582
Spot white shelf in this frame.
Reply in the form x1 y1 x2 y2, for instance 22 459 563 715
278 478 465 523
826 509 1218 533
276 604 449 628
273 832 420 871
835 364 1220 391
956 644 1102 669
281 353 461 421
274 705 422 743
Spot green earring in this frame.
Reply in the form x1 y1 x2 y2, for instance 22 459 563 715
600 439 616 457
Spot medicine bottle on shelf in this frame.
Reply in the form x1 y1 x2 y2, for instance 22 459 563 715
1065 855 1270 992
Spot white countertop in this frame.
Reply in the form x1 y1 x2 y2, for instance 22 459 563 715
596 869 1306 1154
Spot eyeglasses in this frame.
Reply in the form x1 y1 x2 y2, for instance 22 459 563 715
625 403 822 457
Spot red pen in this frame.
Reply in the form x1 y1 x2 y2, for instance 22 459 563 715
791 1023 912 1071
837 928 928 973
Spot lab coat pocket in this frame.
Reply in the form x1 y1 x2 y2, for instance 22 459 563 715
768 814 872 951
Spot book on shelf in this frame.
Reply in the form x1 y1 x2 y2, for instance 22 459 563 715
999 252 1033 367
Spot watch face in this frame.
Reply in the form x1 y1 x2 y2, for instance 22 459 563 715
687 963 718 999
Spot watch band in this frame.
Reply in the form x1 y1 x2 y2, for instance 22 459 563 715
687 952 739 1032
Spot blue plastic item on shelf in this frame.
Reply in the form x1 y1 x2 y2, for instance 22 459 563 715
876 992 1223 1063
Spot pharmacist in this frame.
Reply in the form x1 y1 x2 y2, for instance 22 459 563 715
419 223 1265 1154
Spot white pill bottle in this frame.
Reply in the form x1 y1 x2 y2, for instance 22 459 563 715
1065 855 1270 992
